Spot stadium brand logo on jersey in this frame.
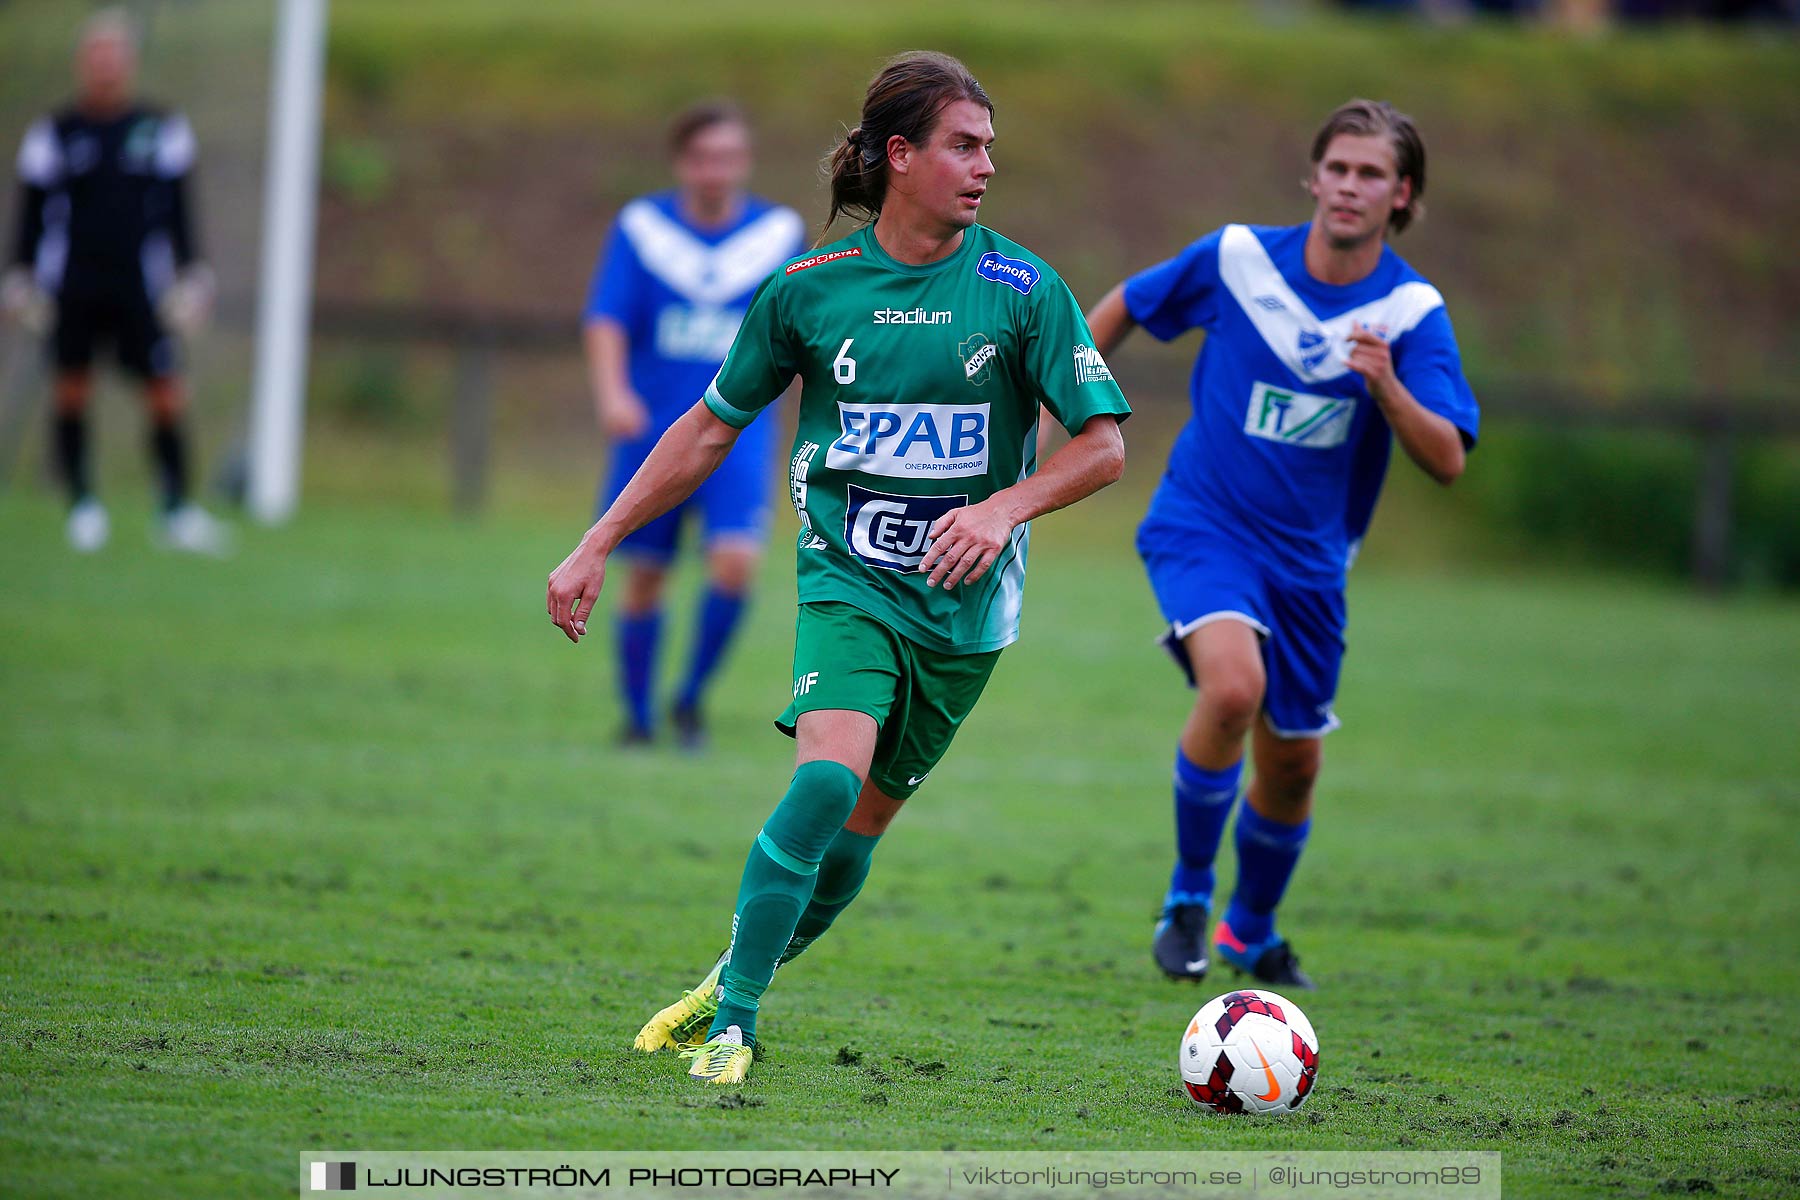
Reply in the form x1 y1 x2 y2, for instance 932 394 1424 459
789 441 828 549
1254 295 1286 313
1244 381 1355 449
975 251 1039 295
844 486 967 571
959 332 998 387
655 303 743 362
1072 344 1114 385
873 307 953 325
785 247 861 275
827 402 990 478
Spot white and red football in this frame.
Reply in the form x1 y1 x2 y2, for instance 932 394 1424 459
1179 988 1320 1115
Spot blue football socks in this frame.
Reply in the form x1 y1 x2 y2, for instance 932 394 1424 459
1166 749 1242 911
677 587 748 712
1224 802 1311 946
616 610 662 735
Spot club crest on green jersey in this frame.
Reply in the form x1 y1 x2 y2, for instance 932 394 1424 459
959 332 998 387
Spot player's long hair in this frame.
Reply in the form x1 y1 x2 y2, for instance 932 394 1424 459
823 51 993 237
1309 99 1426 235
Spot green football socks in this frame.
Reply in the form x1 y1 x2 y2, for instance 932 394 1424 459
712 760 860 1040
780 826 882 965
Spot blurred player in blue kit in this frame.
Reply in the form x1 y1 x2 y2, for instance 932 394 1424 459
1085 101 1480 989
582 101 805 747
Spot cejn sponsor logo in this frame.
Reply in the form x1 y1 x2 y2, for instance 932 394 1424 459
1072 343 1114 385
785 247 861 275
975 250 1039 295
845 485 967 571
959 332 998 386
827 402 989 478
1244 380 1355 448
873 307 952 325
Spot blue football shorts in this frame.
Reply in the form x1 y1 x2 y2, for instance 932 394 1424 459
598 415 775 565
1136 512 1346 738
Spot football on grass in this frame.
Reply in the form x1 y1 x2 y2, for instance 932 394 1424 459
1180 988 1319 1114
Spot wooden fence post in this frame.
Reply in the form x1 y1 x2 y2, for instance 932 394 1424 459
450 340 493 517
1690 411 1734 591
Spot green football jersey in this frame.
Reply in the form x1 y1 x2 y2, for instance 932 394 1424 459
704 223 1131 654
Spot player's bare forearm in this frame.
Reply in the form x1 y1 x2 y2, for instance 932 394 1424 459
999 413 1125 524
1346 324 1463 485
1084 284 1137 357
589 402 738 552
547 402 739 641
584 320 648 438
1370 378 1464 485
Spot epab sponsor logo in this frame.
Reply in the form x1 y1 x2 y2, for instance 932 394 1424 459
873 307 953 325
827 402 990 478
975 251 1039 295
845 485 967 571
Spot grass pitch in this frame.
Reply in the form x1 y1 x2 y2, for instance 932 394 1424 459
2 493 1797 1198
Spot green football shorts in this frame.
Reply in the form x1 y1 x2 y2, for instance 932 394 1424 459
776 600 1002 800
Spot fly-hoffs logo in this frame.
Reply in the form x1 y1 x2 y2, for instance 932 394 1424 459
975 251 1038 295
959 332 997 386
309 1162 355 1191
785 247 861 275
1072 343 1113 385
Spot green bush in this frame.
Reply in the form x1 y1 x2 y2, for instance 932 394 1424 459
1465 425 1800 589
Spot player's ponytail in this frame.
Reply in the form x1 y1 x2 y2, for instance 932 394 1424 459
822 51 993 238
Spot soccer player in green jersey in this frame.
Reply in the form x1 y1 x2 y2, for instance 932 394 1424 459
547 51 1131 1084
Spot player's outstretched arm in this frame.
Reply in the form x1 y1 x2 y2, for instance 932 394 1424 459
919 414 1125 589
1084 283 1138 357
546 401 740 642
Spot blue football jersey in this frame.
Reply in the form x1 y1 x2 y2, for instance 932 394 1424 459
584 191 806 435
1127 223 1479 589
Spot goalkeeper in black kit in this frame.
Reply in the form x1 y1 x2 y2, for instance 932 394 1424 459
3 9 228 554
